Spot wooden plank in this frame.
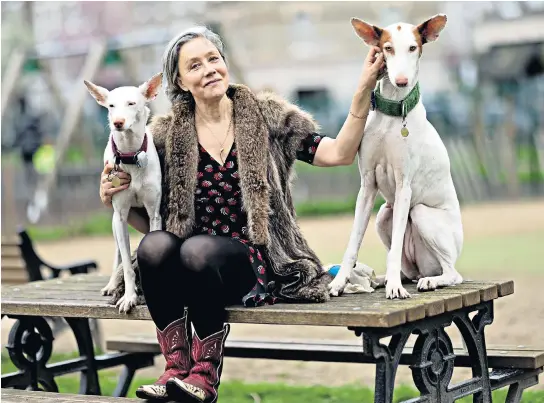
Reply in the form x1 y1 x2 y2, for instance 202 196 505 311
1 245 21 258
1 236 20 245
1 257 25 267
457 282 498 301
463 280 514 298
105 336 544 370
424 287 481 308
1 389 141 402
0 275 512 328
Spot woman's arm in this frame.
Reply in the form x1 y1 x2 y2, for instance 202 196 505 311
312 46 384 167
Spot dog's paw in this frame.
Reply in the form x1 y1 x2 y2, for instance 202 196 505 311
101 283 117 296
328 274 348 297
417 277 438 292
116 292 138 314
385 279 411 299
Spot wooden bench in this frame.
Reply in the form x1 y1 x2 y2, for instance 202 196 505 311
1 274 542 403
1 235 28 285
1 229 99 284
1 229 102 346
1 389 141 402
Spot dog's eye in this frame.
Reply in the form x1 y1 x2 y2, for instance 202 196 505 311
384 46 393 52
409 45 417 52
109 104 114 108
128 102 136 106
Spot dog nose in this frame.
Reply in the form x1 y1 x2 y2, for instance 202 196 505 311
113 119 125 130
395 76 408 87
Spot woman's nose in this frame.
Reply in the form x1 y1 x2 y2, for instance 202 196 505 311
203 63 216 76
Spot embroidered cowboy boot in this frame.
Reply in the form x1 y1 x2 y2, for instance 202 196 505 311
166 324 230 403
136 309 191 400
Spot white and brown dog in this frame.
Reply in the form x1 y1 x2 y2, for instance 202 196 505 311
84 73 163 313
329 14 464 299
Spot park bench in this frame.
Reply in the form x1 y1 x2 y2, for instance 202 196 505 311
1 273 542 403
1 229 102 346
1 229 99 283
1 389 141 402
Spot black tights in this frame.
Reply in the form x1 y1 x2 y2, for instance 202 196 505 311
137 231 256 338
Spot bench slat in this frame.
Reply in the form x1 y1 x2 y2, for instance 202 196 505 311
1 389 140 402
1 274 513 328
1 245 21 258
106 336 544 370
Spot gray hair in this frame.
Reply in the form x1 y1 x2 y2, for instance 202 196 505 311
161 26 227 105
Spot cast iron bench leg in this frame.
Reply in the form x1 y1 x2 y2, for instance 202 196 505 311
112 365 137 397
3 315 102 395
65 317 102 395
359 301 494 403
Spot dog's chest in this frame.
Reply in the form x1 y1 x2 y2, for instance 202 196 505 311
122 165 155 207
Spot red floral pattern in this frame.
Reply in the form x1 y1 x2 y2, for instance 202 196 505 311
193 133 324 307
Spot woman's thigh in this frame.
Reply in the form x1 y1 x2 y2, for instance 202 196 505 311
180 235 257 305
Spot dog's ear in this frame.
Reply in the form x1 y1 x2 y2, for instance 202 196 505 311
351 18 383 46
416 14 447 44
84 80 109 107
140 72 163 101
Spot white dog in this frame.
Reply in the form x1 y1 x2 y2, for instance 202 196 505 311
329 14 463 299
84 73 163 313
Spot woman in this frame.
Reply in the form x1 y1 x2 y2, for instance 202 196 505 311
99 26 383 402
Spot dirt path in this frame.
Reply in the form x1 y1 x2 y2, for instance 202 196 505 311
2 199 543 388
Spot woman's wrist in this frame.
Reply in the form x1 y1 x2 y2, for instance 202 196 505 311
350 88 372 118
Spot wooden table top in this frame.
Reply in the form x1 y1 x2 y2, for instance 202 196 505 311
1 274 514 328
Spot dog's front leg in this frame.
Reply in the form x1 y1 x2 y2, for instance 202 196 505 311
145 200 162 232
329 172 377 296
101 223 123 296
112 209 138 313
386 181 412 299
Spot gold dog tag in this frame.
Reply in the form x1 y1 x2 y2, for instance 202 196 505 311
401 127 409 137
111 174 121 188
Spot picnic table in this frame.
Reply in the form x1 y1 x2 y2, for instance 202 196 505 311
1 274 542 403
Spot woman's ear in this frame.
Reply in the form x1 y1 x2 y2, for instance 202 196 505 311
177 77 188 92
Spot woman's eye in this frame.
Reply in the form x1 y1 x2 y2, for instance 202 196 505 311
128 102 135 106
191 63 200 70
409 45 417 52
210 56 219 62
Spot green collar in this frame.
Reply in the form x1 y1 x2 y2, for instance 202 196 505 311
372 82 420 118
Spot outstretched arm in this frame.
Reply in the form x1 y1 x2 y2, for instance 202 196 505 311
312 46 383 167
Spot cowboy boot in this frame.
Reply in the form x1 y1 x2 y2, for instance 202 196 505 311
166 324 230 403
136 309 191 400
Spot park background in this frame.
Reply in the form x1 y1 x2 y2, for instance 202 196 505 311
1 1 544 401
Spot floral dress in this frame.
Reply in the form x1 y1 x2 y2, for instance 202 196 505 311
192 132 324 307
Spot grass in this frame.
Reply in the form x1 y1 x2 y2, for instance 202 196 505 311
309 228 544 277
2 352 544 402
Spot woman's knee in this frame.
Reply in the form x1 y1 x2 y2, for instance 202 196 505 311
137 230 180 271
179 235 222 274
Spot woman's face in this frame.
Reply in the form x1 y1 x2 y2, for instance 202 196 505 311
177 37 229 103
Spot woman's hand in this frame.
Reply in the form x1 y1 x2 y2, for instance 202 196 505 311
100 162 131 207
355 46 385 94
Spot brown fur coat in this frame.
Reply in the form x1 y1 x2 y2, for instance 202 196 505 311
113 84 333 304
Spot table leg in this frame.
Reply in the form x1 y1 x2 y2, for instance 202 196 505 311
359 301 494 403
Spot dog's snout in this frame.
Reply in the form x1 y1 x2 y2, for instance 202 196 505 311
113 118 125 130
395 76 408 87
